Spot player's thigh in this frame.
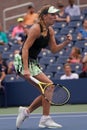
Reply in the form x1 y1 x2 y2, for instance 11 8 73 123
34 72 53 84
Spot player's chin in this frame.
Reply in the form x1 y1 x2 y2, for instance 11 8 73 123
50 21 55 25
53 19 56 23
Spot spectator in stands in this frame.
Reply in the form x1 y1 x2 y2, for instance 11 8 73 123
0 54 6 107
7 61 15 74
0 54 6 82
11 18 24 45
77 19 87 40
56 1 70 23
0 23 8 45
0 53 8 74
67 47 82 64
60 63 79 80
23 2 38 28
7 50 20 74
13 49 22 74
18 25 29 44
79 54 87 78
65 0 81 16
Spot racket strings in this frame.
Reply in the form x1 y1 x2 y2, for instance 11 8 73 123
44 84 70 105
52 88 69 104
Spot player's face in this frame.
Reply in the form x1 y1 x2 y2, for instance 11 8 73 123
45 13 57 25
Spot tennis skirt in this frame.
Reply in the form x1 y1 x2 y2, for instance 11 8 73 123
14 54 42 76
27 59 42 76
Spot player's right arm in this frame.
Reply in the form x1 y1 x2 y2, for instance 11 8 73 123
22 24 40 76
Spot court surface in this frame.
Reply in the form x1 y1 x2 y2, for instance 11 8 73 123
0 112 87 130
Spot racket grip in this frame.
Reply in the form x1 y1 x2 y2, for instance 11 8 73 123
30 76 40 84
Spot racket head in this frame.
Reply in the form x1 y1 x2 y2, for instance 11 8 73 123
44 83 70 106
29 76 70 106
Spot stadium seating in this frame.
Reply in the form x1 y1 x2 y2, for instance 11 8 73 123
53 72 64 80
68 21 82 29
82 48 87 56
64 42 74 50
74 40 85 50
82 8 87 15
83 40 87 49
4 74 24 82
3 45 10 52
39 56 56 66
70 63 83 73
39 64 46 72
38 50 47 59
53 22 67 30
0 46 4 53
60 27 74 35
70 15 85 21
45 72 53 79
2 52 14 60
52 27 60 35
46 64 64 74
10 44 22 52
56 56 68 64
57 49 66 57
72 34 78 42
55 34 66 43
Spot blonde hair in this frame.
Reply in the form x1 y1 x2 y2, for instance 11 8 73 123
37 5 51 36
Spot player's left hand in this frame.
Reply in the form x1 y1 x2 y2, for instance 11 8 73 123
66 34 72 41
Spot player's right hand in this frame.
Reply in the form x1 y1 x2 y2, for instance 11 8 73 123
23 70 30 79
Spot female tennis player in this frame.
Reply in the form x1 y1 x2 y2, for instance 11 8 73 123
16 5 72 129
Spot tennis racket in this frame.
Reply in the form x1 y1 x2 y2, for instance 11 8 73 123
30 76 70 106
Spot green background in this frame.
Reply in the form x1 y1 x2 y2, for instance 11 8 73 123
0 104 87 115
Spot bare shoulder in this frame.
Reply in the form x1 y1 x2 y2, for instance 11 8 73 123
28 24 41 37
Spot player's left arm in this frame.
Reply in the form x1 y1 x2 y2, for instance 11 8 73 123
48 26 72 53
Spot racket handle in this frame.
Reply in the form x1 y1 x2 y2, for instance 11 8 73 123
30 76 39 84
